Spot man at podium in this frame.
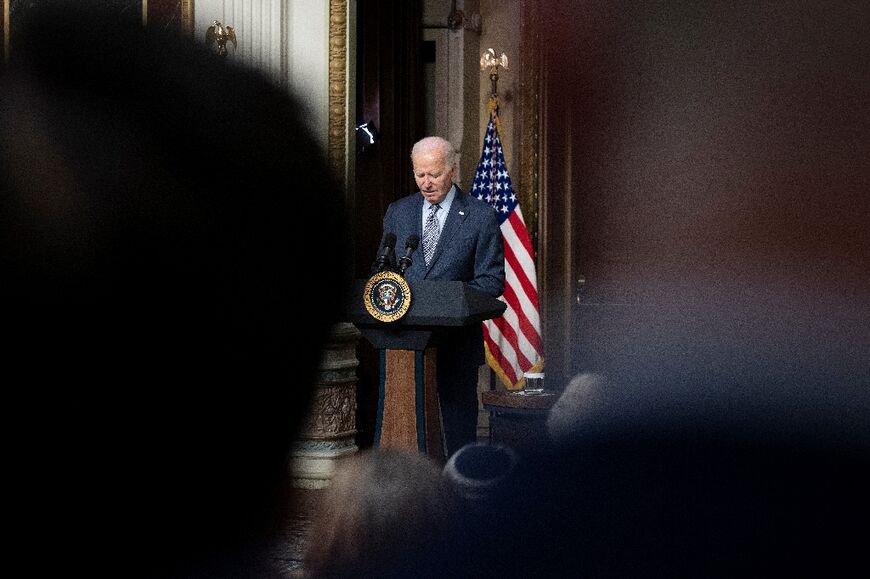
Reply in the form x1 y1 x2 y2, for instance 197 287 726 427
377 136 505 455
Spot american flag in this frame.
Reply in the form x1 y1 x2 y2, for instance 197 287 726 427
470 110 544 389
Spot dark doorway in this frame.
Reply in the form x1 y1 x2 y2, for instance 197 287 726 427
353 0 424 448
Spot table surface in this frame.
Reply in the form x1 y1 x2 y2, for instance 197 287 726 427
481 389 558 411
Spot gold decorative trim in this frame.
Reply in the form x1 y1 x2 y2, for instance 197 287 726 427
363 271 412 323
181 0 194 37
142 0 148 27
328 0 348 188
519 0 541 254
3 0 10 62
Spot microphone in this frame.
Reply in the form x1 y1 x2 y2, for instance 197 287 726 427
373 233 397 272
397 234 420 275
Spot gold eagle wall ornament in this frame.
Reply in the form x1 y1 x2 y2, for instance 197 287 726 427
205 20 237 57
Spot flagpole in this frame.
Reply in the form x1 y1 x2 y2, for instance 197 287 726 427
475 48 545 391
489 68 499 99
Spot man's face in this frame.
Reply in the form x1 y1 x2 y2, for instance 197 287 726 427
412 150 455 204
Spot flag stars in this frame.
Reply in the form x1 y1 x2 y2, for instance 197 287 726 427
474 117 521 224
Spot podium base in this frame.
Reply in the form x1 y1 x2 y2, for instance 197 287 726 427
374 348 446 463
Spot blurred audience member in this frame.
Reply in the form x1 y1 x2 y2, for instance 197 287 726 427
545 373 608 446
303 449 463 578
2 4 347 577
443 442 518 508
465 0 870 575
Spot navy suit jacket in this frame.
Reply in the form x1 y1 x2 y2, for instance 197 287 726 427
381 187 505 297
380 186 505 365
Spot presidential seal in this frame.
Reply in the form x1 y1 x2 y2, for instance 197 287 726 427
363 271 412 322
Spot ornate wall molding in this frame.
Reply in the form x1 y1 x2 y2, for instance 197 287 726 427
299 381 358 438
328 0 349 189
181 0 193 35
291 322 361 489
519 0 541 254
2 0 9 63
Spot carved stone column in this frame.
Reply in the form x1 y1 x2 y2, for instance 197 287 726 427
290 322 361 489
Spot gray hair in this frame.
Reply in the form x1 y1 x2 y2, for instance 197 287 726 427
411 136 459 168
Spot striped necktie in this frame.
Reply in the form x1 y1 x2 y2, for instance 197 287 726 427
423 203 441 266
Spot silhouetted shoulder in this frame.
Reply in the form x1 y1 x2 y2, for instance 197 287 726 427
2 5 349 578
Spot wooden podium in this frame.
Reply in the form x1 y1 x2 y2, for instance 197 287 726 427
346 279 506 461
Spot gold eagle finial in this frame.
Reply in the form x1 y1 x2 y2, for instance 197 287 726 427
480 49 509 98
480 48 508 73
205 20 237 57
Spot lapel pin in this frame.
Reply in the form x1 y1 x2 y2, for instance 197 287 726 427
459 210 465 216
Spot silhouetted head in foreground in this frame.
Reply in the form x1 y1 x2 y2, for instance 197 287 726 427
2 5 348 577
304 449 462 579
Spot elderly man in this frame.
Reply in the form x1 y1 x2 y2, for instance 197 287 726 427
378 136 505 455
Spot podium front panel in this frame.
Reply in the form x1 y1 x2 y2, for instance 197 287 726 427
373 349 445 462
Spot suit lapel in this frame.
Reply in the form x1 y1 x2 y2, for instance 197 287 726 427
425 188 469 275
412 194 425 240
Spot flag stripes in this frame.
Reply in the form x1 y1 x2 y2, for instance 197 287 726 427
501 264 541 360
